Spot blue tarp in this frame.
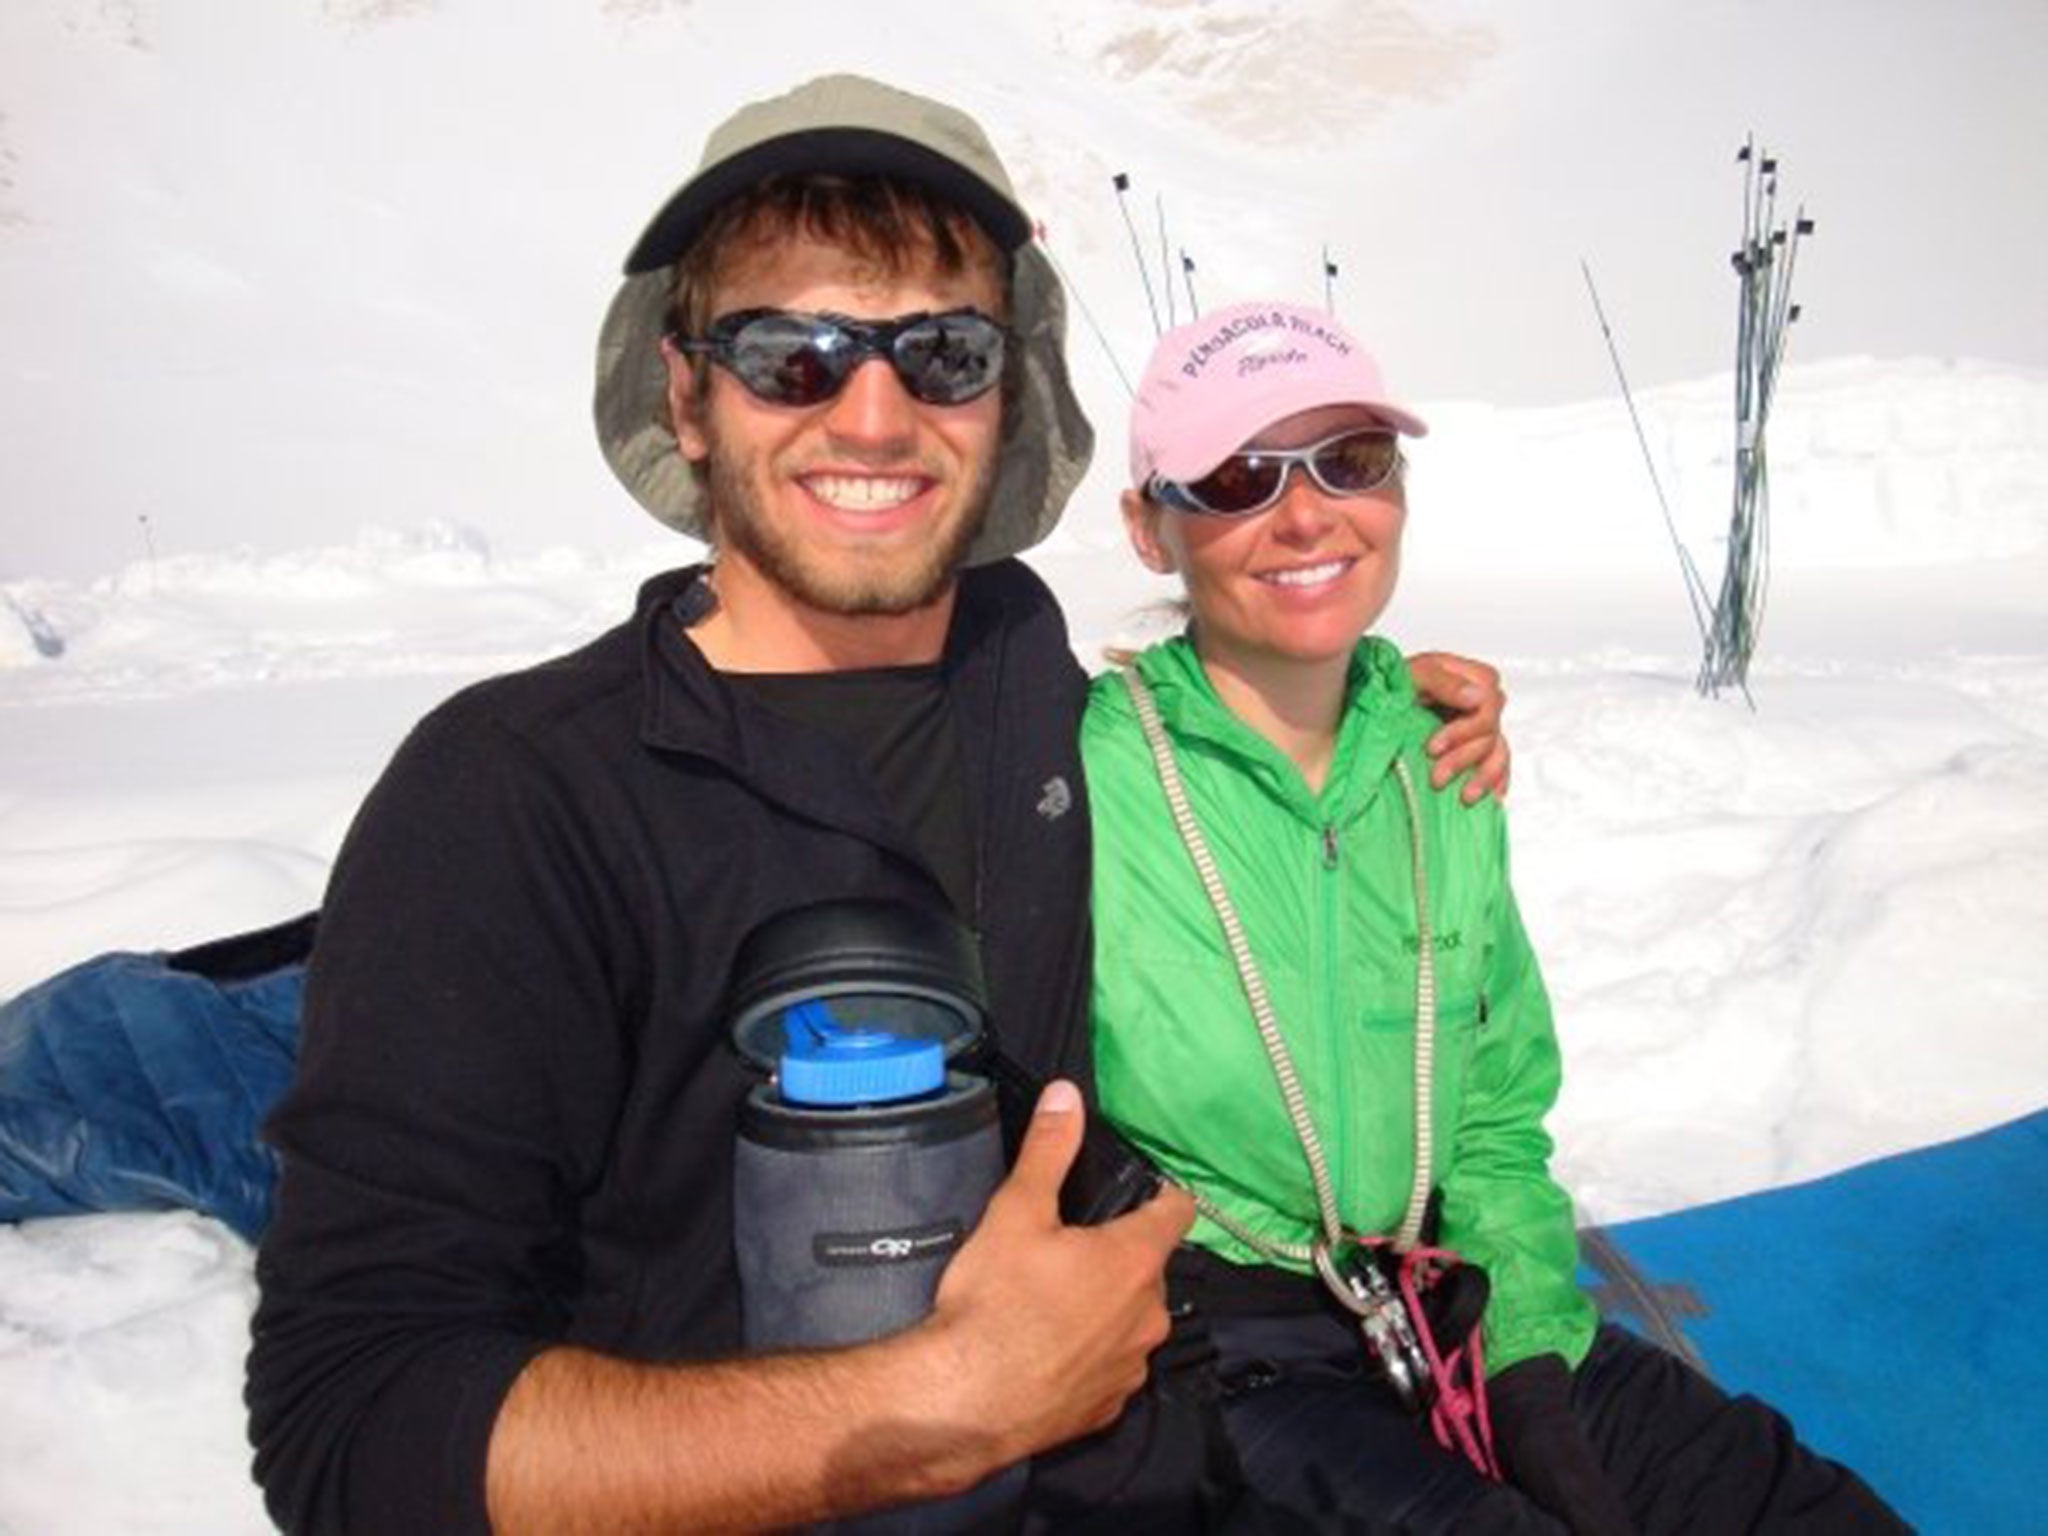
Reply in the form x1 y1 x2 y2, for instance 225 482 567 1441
1582 1109 2048 1536
0 915 311 1242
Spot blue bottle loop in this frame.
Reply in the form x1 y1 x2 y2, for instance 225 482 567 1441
778 999 946 1107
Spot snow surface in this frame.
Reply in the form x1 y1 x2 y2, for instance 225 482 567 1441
5 355 2043 1534
4 2 2047 1531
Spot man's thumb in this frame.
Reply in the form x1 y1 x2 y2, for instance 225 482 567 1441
1001 1078 1085 1210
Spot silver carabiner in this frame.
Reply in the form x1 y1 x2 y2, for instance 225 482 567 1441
1312 1239 1430 1414
1312 1238 1377 1317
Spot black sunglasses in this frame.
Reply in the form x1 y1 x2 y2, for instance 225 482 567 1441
1147 428 1404 517
670 307 1009 408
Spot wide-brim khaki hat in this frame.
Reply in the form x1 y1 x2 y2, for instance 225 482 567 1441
594 74 1093 567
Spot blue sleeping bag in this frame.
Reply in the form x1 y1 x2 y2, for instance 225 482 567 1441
0 913 314 1242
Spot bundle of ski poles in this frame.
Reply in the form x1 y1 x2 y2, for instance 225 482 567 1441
1699 136 1814 702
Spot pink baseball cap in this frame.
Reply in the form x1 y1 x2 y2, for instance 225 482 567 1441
1128 300 1428 489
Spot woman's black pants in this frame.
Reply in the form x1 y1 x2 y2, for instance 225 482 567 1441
1211 1316 1910 1534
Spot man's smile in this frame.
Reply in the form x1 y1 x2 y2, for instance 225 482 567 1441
800 471 931 512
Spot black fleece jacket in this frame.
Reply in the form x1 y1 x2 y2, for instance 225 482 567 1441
247 561 1094 1535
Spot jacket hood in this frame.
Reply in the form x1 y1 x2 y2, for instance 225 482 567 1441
1111 635 1422 817
1129 634 1417 729
593 74 1094 567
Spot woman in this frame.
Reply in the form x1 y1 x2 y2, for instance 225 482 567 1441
1084 301 1906 1533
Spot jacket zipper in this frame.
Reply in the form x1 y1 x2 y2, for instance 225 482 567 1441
1318 818 1345 1221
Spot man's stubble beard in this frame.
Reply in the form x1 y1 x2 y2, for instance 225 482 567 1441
701 418 997 618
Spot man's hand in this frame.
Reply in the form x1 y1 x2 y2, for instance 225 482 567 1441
1407 651 1510 803
923 1080 1195 1463
485 1084 1192 1534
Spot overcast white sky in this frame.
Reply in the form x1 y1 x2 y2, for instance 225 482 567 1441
1 0 2044 580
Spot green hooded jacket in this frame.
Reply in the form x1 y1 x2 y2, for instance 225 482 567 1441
1085 635 1597 1374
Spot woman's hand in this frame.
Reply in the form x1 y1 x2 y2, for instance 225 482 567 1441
1407 651 1510 803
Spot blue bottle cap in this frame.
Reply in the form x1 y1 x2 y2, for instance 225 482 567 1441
778 999 946 1106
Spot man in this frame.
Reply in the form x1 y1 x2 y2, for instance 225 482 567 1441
246 75 1504 1534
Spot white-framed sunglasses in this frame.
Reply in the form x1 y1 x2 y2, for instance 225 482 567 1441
1146 427 1404 517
